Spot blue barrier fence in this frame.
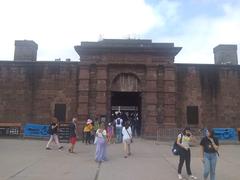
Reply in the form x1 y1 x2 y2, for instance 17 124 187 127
213 128 237 141
24 123 49 138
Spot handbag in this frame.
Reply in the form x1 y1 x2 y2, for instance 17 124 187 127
172 134 183 156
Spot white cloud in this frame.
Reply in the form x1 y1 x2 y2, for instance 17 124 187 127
0 0 161 60
170 3 240 64
0 0 239 63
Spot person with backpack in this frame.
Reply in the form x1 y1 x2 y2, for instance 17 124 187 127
46 117 63 150
177 127 197 180
114 114 123 143
200 128 219 180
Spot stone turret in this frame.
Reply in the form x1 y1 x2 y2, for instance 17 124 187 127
14 40 38 61
213 44 238 65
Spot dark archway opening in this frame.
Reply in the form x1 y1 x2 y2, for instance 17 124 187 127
111 91 142 136
54 104 66 122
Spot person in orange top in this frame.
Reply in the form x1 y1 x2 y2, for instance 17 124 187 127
84 119 93 144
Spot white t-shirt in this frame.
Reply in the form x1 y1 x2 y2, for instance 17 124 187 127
122 127 132 141
115 118 123 127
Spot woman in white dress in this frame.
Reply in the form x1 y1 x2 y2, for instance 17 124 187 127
122 122 133 158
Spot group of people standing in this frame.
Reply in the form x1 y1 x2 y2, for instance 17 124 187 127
112 111 140 137
45 115 133 162
176 127 219 180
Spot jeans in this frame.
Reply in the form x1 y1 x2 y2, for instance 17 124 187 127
178 148 192 175
203 152 217 180
115 127 122 143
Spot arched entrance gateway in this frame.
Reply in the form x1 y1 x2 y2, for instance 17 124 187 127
75 39 181 138
111 73 142 135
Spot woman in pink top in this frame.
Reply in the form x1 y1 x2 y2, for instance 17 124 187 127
107 123 114 144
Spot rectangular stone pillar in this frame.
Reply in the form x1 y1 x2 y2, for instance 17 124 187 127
143 66 158 137
163 65 176 127
78 65 90 120
95 65 107 118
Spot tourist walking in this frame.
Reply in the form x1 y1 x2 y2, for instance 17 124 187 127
177 127 197 179
122 122 133 158
46 117 63 150
114 115 123 143
68 117 78 153
200 128 219 180
95 123 107 162
83 119 93 144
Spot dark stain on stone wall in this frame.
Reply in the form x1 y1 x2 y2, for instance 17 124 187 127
199 66 219 99
48 63 61 74
175 65 188 127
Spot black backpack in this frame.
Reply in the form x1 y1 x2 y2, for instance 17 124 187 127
172 134 183 156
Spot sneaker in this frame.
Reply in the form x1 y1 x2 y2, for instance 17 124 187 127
189 175 197 179
58 146 63 149
178 174 183 179
46 147 51 150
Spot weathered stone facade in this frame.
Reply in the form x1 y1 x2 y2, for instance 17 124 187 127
0 61 78 124
176 64 240 128
0 39 239 138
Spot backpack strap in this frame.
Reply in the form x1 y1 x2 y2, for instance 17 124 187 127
176 133 183 144
126 128 132 139
207 137 220 157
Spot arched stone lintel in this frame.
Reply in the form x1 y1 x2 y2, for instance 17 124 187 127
110 73 142 92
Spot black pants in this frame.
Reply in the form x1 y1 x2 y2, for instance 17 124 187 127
85 132 91 144
178 148 192 175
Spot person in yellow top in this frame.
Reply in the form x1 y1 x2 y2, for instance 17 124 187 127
84 119 93 144
177 127 197 180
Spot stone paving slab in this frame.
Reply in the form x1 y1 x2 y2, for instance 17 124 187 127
0 138 240 180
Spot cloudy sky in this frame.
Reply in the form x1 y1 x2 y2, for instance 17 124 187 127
0 0 239 63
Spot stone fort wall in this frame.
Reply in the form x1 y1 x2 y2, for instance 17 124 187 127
176 64 240 128
1 61 240 128
0 61 78 124
0 39 239 137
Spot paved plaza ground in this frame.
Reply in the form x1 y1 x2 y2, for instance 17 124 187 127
0 138 240 180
